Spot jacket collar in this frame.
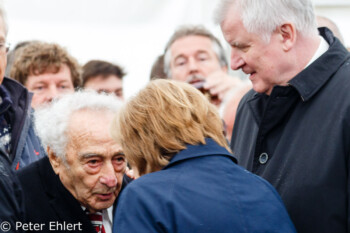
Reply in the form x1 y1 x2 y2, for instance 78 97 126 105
0 85 13 115
2 77 33 162
288 27 350 102
164 138 236 170
2 77 32 109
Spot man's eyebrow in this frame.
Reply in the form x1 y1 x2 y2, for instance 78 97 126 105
195 50 210 56
78 151 125 159
174 54 186 62
58 80 71 84
231 41 248 48
78 153 101 159
113 152 125 156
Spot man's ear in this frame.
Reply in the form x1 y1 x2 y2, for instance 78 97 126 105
278 23 296 51
48 147 62 175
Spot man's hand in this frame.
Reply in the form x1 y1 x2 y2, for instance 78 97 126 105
125 167 136 179
203 70 245 103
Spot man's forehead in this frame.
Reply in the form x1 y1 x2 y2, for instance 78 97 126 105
28 64 72 81
68 109 114 137
0 16 6 41
85 74 122 88
170 35 215 57
221 3 244 36
66 110 121 154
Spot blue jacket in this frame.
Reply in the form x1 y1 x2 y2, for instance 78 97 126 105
113 138 296 233
2 78 45 170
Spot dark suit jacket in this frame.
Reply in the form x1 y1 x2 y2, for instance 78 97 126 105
0 147 25 233
17 156 131 233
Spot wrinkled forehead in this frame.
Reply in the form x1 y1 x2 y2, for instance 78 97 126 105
0 16 6 41
66 109 117 149
170 35 217 58
69 108 114 131
84 74 123 89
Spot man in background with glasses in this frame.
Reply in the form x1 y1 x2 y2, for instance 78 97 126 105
0 4 44 171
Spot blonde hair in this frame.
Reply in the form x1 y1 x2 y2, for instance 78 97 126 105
111 79 230 176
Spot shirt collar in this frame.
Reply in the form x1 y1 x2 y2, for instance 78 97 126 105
105 207 113 226
81 206 113 233
81 206 112 220
288 27 350 102
304 35 329 68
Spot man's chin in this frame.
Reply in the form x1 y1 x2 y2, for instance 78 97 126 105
252 85 272 95
92 198 116 211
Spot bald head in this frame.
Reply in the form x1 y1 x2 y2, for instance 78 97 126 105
317 15 344 44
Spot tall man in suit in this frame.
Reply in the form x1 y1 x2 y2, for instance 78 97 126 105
17 91 128 233
216 0 350 232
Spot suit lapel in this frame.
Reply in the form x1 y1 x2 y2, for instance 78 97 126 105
39 157 96 233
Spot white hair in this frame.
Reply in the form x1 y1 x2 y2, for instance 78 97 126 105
0 1 8 37
34 90 123 160
215 0 318 42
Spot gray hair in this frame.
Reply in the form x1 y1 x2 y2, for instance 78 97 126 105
34 90 123 160
215 0 318 42
0 1 8 37
163 25 228 78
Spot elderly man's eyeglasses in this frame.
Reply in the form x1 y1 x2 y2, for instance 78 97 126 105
0 42 10 53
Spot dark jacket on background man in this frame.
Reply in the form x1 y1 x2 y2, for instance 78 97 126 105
1 77 45 170
114 138 296 233
0 147 25 233
230 28 350 233
17 156 131 233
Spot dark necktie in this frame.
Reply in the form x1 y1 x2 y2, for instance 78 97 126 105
86 211 106 233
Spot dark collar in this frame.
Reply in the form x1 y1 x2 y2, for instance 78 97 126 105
0 85 13 115
288 27 350 101
38 157 97 233
1 77 31 109
164 138 236 170
1 78 33 161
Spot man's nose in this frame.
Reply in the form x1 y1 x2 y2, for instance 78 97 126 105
230 50 245 70
188 57 199 73
99 163 117 188
45 86 59 102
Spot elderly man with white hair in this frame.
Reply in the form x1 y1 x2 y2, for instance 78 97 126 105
16 91 130 233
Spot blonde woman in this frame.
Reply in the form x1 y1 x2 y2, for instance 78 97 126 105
111 80 295 233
